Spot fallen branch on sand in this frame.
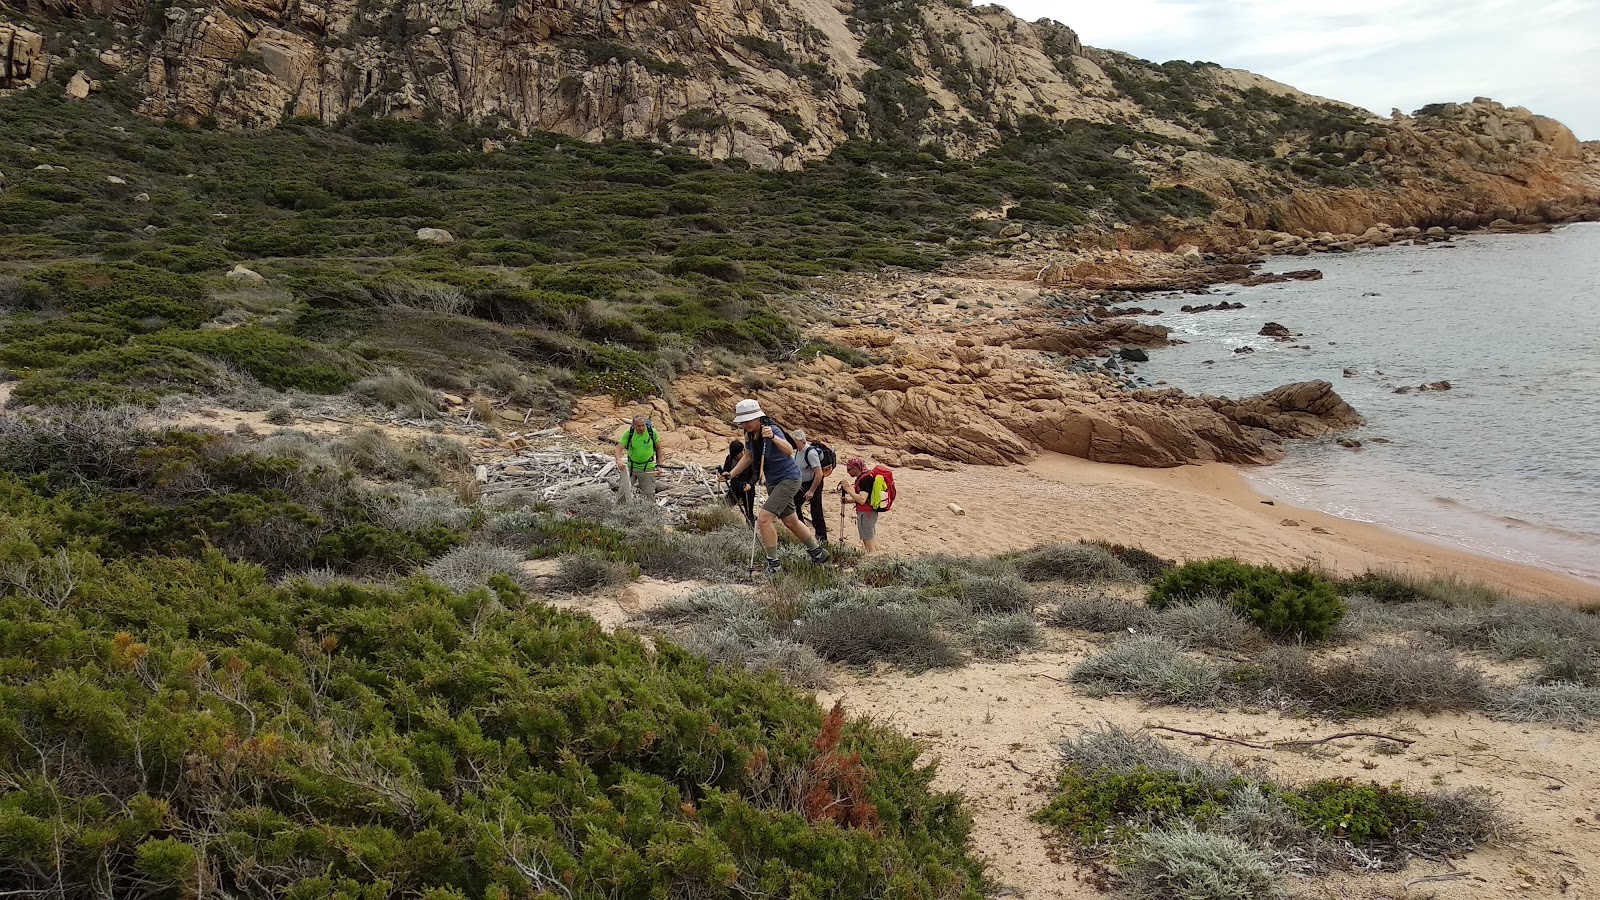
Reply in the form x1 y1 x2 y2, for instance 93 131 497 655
1147 725 1415 750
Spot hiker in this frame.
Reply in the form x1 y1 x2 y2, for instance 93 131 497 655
840 457 895 553
723 398 830 574
717 438 756 524
613 415 663 503
790 429 829 545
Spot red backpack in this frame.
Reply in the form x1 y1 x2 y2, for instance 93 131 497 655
867 465 897 512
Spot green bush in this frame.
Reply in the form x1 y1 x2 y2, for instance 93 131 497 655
1149 559 1345 642
1284 780 1431 846
0 557 984 898
149 326 354 392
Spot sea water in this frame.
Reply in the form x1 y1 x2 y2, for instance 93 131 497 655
1132 223 1600 583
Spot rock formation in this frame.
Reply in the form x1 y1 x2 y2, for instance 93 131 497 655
2 0 1597 235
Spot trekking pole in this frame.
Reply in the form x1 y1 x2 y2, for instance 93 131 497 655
747 486 763 580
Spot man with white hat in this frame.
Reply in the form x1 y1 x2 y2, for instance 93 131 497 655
722 398 830 574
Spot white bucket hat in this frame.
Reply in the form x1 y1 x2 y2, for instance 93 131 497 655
732 398 765 424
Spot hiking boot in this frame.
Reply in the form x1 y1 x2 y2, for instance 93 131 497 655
807 545 831 565
764 557 783 576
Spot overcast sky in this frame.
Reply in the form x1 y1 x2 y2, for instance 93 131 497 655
995 0 1600 140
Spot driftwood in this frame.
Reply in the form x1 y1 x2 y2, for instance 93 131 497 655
478 438 725 519
1147 725 1415 750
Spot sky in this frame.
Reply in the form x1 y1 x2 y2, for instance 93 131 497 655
994 0 1600 140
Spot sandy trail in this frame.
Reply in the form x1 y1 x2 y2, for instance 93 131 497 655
819 451 1600 605
823 635 1599 900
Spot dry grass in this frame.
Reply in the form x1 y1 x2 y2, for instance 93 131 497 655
1155 598 1266 651
1122 828 1283 900
796 606 962 672
972 613 1044 659
549 553 632 594
1072 636 1222 706
423 543 528 593
352 368 441 419
1014 544 1139 583
1247 645 1488 716
1045 593 1154 633
1487 682 1600 728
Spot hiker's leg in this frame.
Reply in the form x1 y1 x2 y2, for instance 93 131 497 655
807 481 828 543
638 470 656 503
779 512 813 544
756 509 779 551
857 510 879 553
741 487 756 524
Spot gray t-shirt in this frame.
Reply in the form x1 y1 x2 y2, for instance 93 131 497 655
794 444 823 484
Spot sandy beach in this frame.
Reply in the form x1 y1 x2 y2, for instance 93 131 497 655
833 451 1600 605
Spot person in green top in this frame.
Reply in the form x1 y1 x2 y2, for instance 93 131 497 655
614 415 664 503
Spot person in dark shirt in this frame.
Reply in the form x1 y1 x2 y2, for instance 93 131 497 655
722 398 830 574
717 439 755 524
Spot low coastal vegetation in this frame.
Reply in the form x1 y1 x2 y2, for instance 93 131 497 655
0 411 983 897
0 85 1212 412
2 409 1591 894
1035 727 1505 897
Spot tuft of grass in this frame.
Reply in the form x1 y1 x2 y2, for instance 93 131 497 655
1487 682 1600 728
797 606 962 672
682 632 833 689
423 542 528 593
1122 828 1283 900
550 552 633 593
972 613 1044 659
1045 593 1155 632
1072 636 1222 705
1155 598 1266 651
1340 570 1505 607
352 368 442 418
1091 541 1177 581
1245 645 1487 716
955 573 1034 613
1015 544 1138 583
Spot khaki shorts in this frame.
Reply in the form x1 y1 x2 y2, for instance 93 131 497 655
761 478 803 519
857 509 880 541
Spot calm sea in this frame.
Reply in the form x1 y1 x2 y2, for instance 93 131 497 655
1132 223 1600 583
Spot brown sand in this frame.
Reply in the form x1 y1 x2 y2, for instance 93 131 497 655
823 636 1600 900
832 452 1600 605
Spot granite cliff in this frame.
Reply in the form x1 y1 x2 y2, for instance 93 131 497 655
2 0 1597 237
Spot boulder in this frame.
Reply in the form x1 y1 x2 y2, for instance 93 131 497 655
225 264 265 284
416 227 455 244
1218 380 1364 438
1419 380 1452 392
106 175 128 185
1118 347 1149 363
65 70 93 99
1258 322 1293 338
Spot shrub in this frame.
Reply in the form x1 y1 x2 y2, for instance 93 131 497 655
351 368 441 418
1340 570 1504 607
0 548 984 897
1284 779 1431 846
1156 598 1266 651
1091 541 1177 581
1149 559 1345 642
1045 593 1154 632
148 327 353 392
683 632 834 689
550 552 632 593
264 404 294 425
423 542 528 593
1487 683 1600 728
955 573 1034 613
972 613 1043 659
1014 544 1137 583
797 606 962 672
1245 646 1487 716
1072 636 1222 705
1122 828 1282 900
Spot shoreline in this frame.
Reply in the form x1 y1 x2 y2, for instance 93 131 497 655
871 451 1600 605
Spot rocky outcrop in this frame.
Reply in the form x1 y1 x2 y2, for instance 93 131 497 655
568 342 1362 470
0 22 46 89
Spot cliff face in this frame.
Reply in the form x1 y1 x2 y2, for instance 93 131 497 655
4 0 1598 232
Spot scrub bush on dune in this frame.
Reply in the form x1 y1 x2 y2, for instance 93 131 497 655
1150 559 1345 642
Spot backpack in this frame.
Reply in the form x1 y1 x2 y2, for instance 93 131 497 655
622 424 659 466
867 465 896 512
812 441 837 478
